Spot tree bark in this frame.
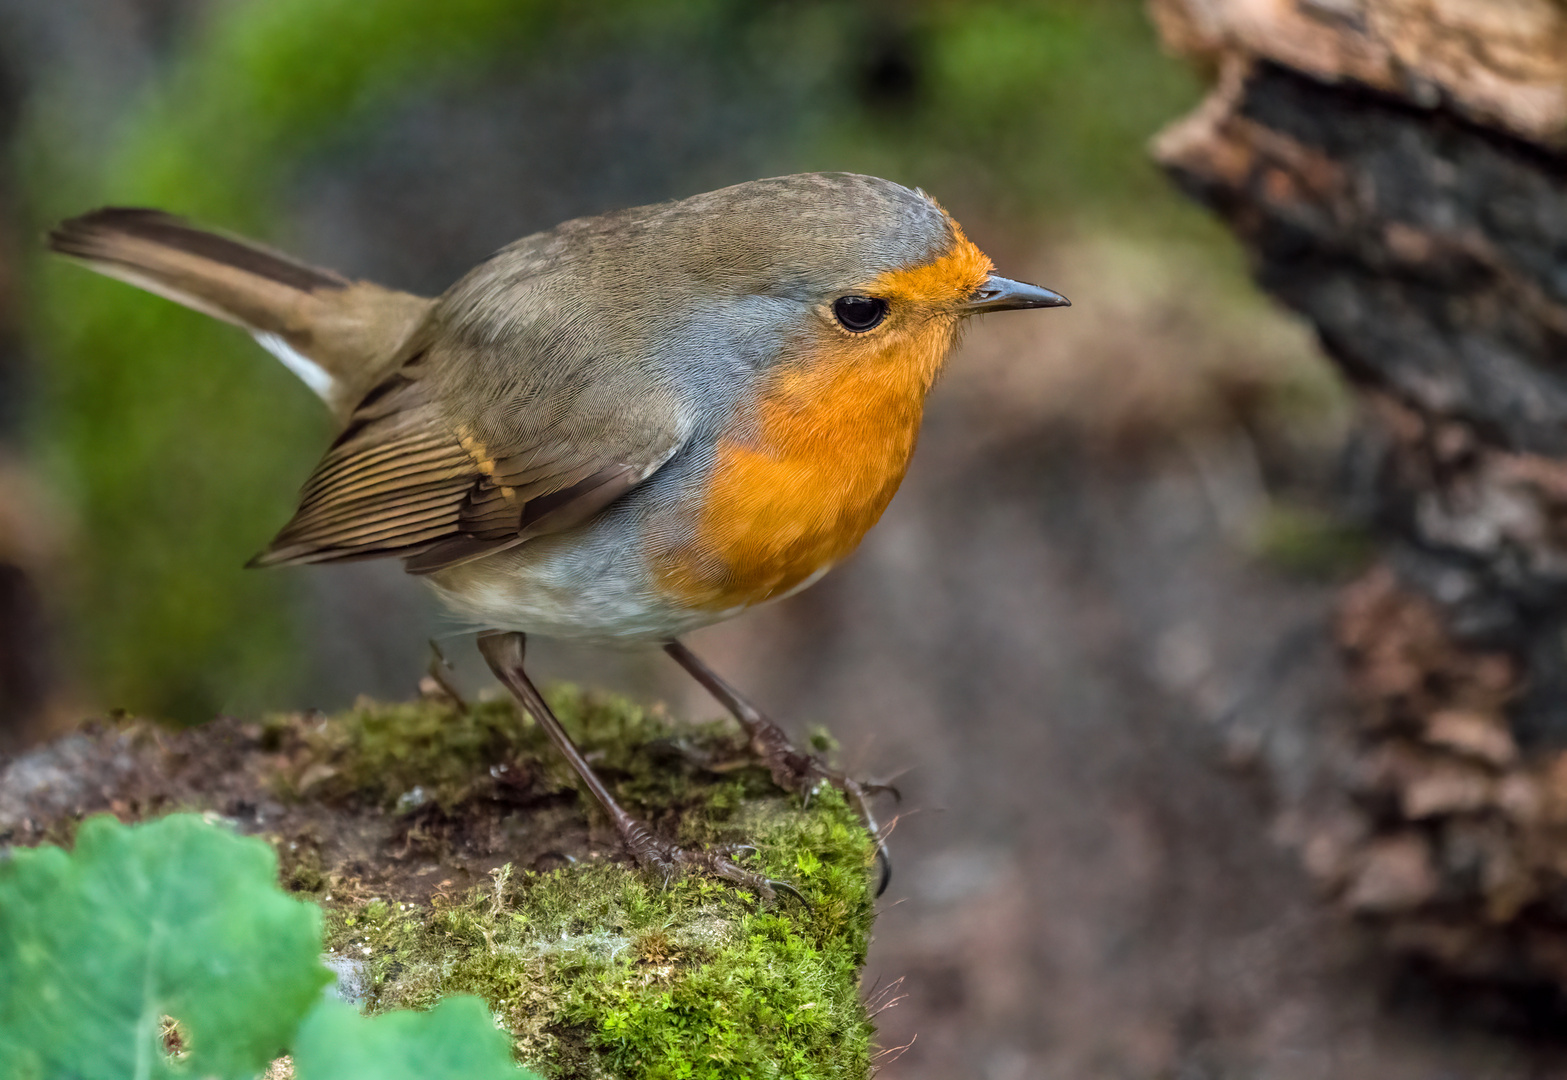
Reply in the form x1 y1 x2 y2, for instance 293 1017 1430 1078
1152 0 1567 992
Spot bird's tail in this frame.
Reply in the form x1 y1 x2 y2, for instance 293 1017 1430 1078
48 208 432 420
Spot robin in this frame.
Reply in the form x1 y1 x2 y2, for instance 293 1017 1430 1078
49 173 1068 899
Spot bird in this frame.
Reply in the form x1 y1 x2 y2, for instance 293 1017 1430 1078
49 172 1068 900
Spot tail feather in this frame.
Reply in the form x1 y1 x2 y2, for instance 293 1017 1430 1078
49 207 433 420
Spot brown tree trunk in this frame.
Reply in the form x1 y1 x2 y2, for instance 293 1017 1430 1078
1150 0 1567 994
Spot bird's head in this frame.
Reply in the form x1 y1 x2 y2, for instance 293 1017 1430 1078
662 172 1069 391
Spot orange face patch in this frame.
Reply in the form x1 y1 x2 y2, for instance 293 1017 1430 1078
866 222 994 312
657 227 994 611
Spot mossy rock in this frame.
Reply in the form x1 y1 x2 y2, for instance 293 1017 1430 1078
0 689 878 1079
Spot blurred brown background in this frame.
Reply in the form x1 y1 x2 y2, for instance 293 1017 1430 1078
5 1 1563 1076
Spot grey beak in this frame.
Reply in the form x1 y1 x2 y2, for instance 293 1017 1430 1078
963 274 1070 313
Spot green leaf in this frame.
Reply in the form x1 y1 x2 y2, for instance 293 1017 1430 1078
293 996 533 1080
0 813 331 1080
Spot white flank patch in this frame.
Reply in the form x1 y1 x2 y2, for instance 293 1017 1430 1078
252 331 336 401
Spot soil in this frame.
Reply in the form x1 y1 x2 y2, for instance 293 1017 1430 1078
0 709 597 906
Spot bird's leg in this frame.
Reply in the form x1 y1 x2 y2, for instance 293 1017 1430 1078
421 639 469 710
663 638 894 896
476 631 803 905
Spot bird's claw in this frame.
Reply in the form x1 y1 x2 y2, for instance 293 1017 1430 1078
761 754 896 898
653 730 895 897
764 877 812 911
706 853 812 913
872 843 892 899
619 817 808 910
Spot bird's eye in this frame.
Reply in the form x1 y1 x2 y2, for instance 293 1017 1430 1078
832 295 889 333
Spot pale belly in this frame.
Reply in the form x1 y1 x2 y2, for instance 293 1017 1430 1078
428 545 701 644
424 504 840 645
421 505 742 644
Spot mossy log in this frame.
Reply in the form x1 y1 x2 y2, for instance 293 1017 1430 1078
0 688 878 1079
1151 0 1567 996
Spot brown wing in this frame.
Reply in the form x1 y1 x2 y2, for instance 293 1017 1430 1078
250 358 662 574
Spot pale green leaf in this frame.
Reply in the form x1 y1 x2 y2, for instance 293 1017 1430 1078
0 814 332 1080
293 996 534 1080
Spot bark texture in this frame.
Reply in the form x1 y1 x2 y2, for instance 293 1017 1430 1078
1152 0 1567 993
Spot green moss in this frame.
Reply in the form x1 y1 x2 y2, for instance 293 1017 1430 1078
291 691 876 1078
280 688 748 821
326 810 872 1079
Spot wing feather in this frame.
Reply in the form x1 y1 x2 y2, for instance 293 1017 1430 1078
251 337 683 572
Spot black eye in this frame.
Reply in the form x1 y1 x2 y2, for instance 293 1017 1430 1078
832 295 888 332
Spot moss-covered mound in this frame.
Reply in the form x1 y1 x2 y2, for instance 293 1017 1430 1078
0 688 879 1079
325 802 873 1079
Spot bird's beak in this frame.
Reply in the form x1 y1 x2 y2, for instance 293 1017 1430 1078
962 274 1071 313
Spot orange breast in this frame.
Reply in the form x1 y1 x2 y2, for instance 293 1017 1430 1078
656 230 993 612
657 316 962 612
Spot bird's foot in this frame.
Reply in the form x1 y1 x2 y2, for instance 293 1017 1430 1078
617 817 808 908
741 718 897 896
749 723 897 803
660 639 897 896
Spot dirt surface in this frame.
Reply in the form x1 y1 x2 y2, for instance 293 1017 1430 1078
0 687 820 910
0 710 585 905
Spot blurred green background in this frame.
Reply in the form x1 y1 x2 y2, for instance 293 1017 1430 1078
8 0 1244 724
